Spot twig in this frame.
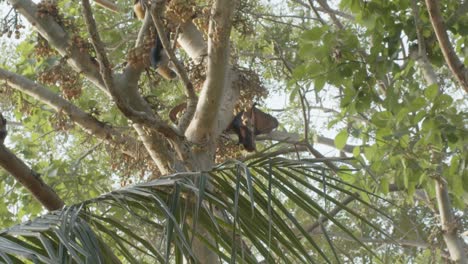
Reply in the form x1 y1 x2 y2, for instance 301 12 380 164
313 0 345 30
302 195 356 236
307 0 326 25
71 142 103 174
290 0 354 20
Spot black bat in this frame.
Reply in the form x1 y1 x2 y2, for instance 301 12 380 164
227 104 278 152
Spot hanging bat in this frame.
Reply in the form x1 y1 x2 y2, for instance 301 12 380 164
248 103 279 135
227 111 256 152
133 0 176 80
227 104 278 152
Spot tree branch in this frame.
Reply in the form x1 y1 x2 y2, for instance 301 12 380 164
411 4 468 260
425 0 468 92
290 0 354 21
7 0 106 93
184 0 239 144
435 177 467 262
0 68 139 158
82 0 180 174
243 146 308 161
93 0 119 13
255 129 357 154
0 145 65 211
82 0 178 137
301 195 356 237
313 0 345 30
82 0 114 94
0 114 64 211
174 22 242 145
410 0 439 86
326 232 434 250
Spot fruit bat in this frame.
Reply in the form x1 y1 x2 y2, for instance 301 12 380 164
133 0 176 80
168 102 278 152
227 104 278 152
227 111 256 152
248 104 279 135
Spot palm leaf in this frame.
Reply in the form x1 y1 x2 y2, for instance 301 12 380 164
0 157 393 263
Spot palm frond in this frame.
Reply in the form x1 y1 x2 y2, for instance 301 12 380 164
0 157 393 263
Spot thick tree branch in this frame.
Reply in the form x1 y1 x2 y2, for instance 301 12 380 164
7 0 106 93
136 10 153 47
0 145 65 211
0 115 64 211
425 0 468 92
184 0 239 144
177 22 208 62
175 22 241 145
0 68 139 158
435 177 467 262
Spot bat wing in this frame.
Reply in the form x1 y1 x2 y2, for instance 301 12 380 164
252 108 278 135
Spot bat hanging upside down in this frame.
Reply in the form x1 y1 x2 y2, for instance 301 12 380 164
133 0 176 80
226 104 279 152
168 103 278 152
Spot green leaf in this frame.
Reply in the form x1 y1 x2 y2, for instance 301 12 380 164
372 111 393 128
408 97 426 111
314 77 326 92
433 94 453 109
335 130 349 150
424 84 439 100
380 177 389 194
353 146 360 157
302 27 326 42
289 85 299 102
